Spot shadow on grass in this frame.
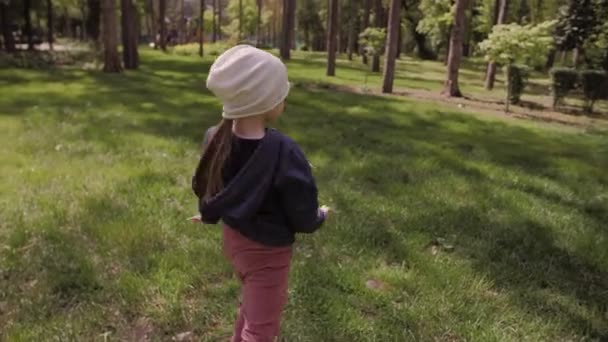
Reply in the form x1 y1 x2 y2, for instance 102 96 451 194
2 53 607 338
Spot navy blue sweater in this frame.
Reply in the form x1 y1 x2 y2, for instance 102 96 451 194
192 128 325 246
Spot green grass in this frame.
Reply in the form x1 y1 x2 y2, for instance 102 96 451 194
1 49 607 341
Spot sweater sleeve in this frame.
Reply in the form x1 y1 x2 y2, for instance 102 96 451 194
275 145 325 233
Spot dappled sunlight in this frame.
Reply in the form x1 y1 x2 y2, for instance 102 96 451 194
1 50 607 340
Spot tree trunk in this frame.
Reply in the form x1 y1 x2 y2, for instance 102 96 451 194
24 0 34 50
336 2 341 55
273 0 279 47
212 0 217 42
413 31 436 60
572 47 580 67
159 0 167 51
86 0 101 48
178 0 185 44
327 0 338 76
0 2 15 52
121 0 138 69
145 0 156 48
442 0 468 97
47 0 54 51
361 0 371 64
484 0 508 90
545 48 556 69
382 0 401 93
280 0 295 60
80 3 87 40
256 0 262 46
218 0 223 40
102 0 122 72
200 0 204 56
239 0 243 40
347 2 357 61
372 0 382 72
396 23 402 58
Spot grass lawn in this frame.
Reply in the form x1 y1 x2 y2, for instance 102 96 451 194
1 49 608 341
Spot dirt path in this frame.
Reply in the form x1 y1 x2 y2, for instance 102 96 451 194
303 82 608 131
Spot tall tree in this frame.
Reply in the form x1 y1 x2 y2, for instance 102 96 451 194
347 1 357 60
144 0 156 47
212 0 217 42
121 0 138 69
256 0 262 46
327 0 339 76
361 0 371 64
382 0 401 93
46 0 54 51
484 0 509 90
102 0 122 72
0 1 16 52
24 0 34 50
372 0 383 72
218 0 223 40
86 0 101 44
442 0 468 97
200 0 204 56
159 0 167 51
280 0 295 59
239 0 243 40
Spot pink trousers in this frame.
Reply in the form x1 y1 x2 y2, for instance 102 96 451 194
222 226 293 342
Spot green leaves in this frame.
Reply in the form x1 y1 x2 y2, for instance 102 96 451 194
358 27 387 57
416 0 454 50
478 20 556 67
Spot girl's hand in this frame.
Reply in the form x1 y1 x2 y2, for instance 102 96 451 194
188 214 202 223
320 205 332 218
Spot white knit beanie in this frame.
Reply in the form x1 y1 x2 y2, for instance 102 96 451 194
206 45 290 119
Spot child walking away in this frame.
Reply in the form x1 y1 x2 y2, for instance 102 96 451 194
191 45 330 342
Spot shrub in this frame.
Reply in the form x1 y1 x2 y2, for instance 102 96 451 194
505 64 530 104
580 70 608 113
550 67 578 108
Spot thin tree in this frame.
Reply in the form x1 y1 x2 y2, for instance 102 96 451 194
144 0 156 47
442 0 468 97
24 0 34 50
200 0 205 56
178 0 185 44
382 0 401 93
372 0 383 72
484 0 508 90
218 0 223 40
0 1 16 52
121 0 139 69
347 1 357 60
86 0 101 49
239 0 243 40
102 0 122 72
159 0 167 51
212 0 217 42
256 0 262 46
46 0 54 51
280 0 295 60
361 0 371 64
327 0 339 76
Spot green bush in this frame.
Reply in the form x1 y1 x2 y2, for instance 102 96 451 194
505 64 530 104
580 70 608 113
171 42 231 57
550 67 578 108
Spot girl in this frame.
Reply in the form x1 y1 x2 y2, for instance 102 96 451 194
192 45 330 342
